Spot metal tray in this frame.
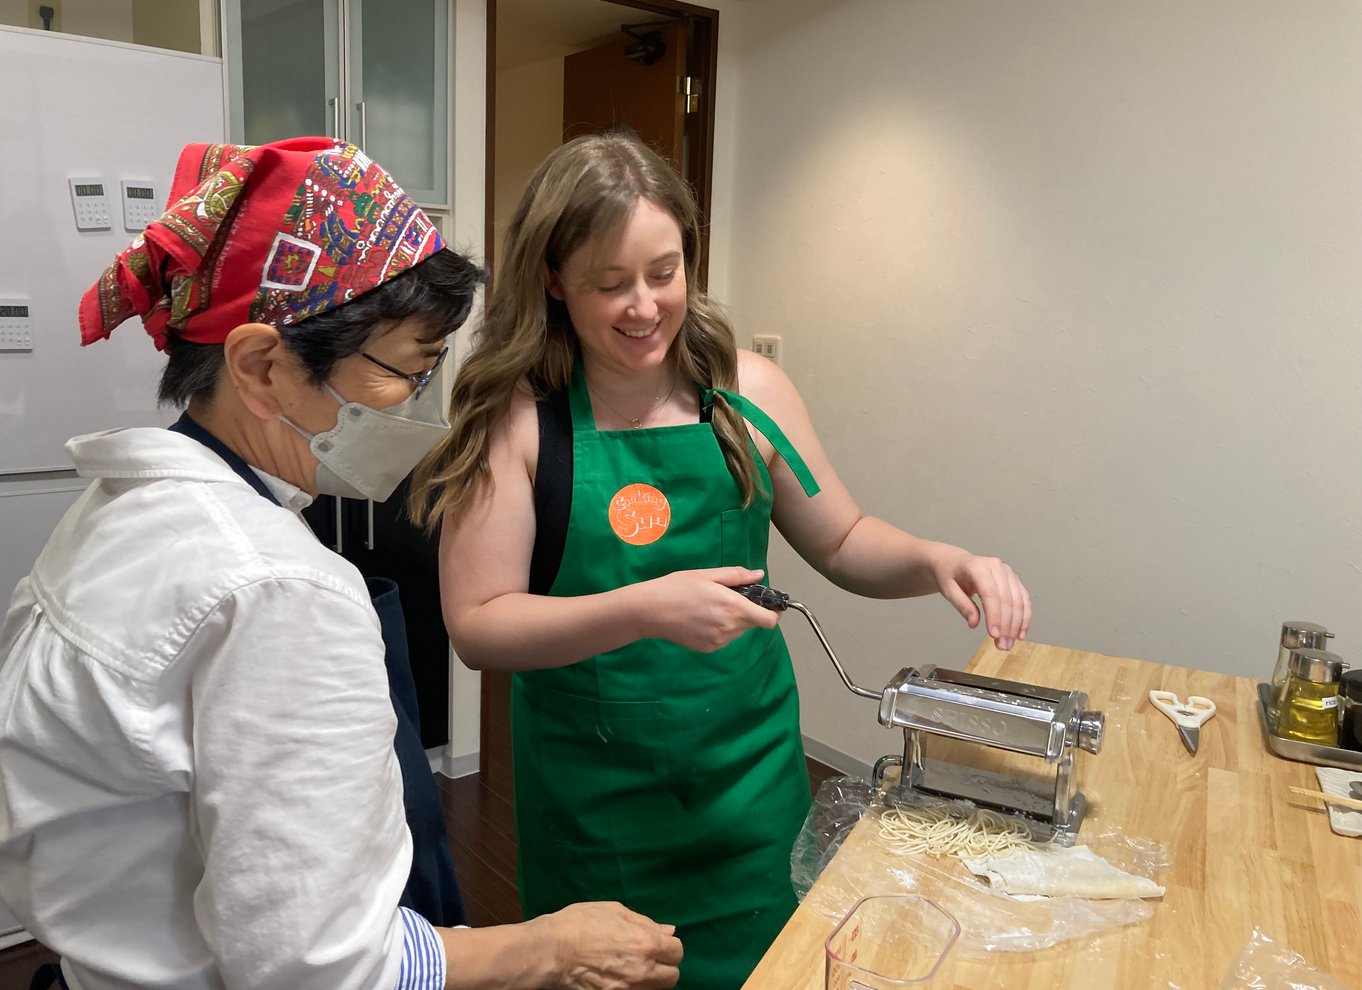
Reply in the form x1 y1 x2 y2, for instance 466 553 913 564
1256 682 1362 770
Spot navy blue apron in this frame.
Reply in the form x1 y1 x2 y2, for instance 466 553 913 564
26 964 65 990
366 574 466 925
29 415 464 990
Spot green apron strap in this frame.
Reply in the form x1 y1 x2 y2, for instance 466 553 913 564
705 388 820 498
567 355 595 431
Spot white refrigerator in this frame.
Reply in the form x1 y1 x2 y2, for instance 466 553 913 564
0 25 226 943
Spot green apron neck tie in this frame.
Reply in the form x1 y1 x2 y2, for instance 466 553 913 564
568 354 819 499
706 387 820 498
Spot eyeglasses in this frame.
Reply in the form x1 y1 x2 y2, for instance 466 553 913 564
359 345 448 399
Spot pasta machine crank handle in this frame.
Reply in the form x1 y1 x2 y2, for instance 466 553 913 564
732 584 882 701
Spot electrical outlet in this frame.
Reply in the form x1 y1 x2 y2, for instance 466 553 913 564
28 1 61 32
752 334 782 365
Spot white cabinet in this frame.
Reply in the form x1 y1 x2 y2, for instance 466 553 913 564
224 0 450 206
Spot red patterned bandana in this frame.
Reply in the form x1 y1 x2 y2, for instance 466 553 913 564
78 136 444 350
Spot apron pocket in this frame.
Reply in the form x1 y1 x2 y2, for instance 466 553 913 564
517 681 676 852
719 507 751 567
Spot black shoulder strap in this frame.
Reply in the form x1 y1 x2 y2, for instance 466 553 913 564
168 411 282 506
528 388 573 596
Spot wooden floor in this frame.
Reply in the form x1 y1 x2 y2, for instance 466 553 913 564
0 756 844 981
438 769 524 925
0 938 57 988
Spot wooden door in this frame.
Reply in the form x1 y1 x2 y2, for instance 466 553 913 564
562 20 687 170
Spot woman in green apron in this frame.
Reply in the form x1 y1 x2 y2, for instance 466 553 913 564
412 132 1031 988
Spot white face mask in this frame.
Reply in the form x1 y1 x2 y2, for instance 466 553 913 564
280 382 449 502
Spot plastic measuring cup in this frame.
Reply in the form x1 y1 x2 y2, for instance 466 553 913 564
824 895 960 989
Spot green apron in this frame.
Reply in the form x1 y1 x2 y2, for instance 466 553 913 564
513 362 820 989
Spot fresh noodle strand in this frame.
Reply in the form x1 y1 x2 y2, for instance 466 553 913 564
878 806 1042 858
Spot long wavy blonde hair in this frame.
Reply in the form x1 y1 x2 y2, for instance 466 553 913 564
408 131 760 530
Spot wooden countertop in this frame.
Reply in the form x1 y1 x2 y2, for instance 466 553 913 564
742 640 1362 988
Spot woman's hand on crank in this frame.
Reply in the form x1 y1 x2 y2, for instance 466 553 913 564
541 901 683 989
931 550 1031 651
636 566 778 653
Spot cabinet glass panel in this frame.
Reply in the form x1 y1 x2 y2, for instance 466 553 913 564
351 0 448 205
227 0 341 145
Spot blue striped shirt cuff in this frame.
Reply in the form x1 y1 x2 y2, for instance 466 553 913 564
395 907 446 990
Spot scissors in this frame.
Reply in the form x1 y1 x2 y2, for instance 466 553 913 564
1149 690 1216 756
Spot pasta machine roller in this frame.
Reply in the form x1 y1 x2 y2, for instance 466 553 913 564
735 585 1106 844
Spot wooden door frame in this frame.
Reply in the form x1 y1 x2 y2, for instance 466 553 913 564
484 0 719 286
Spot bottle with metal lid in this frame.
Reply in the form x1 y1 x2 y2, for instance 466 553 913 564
1339 669 1362 752
1268 621 1334 728
1275 648 1348 746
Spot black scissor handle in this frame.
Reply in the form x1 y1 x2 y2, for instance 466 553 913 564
732 583 791 611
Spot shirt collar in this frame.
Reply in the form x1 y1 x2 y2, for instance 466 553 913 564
65 427 314 513
256 471 313 513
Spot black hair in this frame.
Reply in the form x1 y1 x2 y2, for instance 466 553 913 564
157 248 488 407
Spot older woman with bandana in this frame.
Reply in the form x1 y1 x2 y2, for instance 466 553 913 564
0 138 681 990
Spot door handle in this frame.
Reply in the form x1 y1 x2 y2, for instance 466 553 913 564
328 96 340 140
356 100 367 149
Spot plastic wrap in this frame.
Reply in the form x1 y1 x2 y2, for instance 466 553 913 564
792 776 1171 953
1218 930 1351 990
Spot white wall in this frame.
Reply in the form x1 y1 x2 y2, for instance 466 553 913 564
0 0 133 39
61 0 134 42
493 55 565 271
0 0 189 47
722 0 1362 766
131 0 201 53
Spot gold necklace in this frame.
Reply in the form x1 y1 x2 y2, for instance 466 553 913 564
589 375 679 429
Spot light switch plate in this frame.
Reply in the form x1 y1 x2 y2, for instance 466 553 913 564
0 299 33 352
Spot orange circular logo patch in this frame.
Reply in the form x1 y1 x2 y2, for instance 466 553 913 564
608 483 671 546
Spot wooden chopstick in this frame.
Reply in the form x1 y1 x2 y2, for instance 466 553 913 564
1288 786 1362 812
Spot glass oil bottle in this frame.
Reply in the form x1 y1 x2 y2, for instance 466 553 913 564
1268 621 1333 729
1275 648 1348 746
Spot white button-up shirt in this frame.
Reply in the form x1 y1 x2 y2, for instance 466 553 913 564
0 426 445 990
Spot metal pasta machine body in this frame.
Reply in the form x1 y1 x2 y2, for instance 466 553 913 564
735 585 1106 844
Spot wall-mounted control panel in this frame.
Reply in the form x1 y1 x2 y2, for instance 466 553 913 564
0 299 33 352
68 177 111 231
121 180 158 231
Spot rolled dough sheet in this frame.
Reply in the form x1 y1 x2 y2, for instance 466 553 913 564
960 843 1165 899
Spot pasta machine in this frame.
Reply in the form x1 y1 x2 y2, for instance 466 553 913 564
736 585 1106 844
